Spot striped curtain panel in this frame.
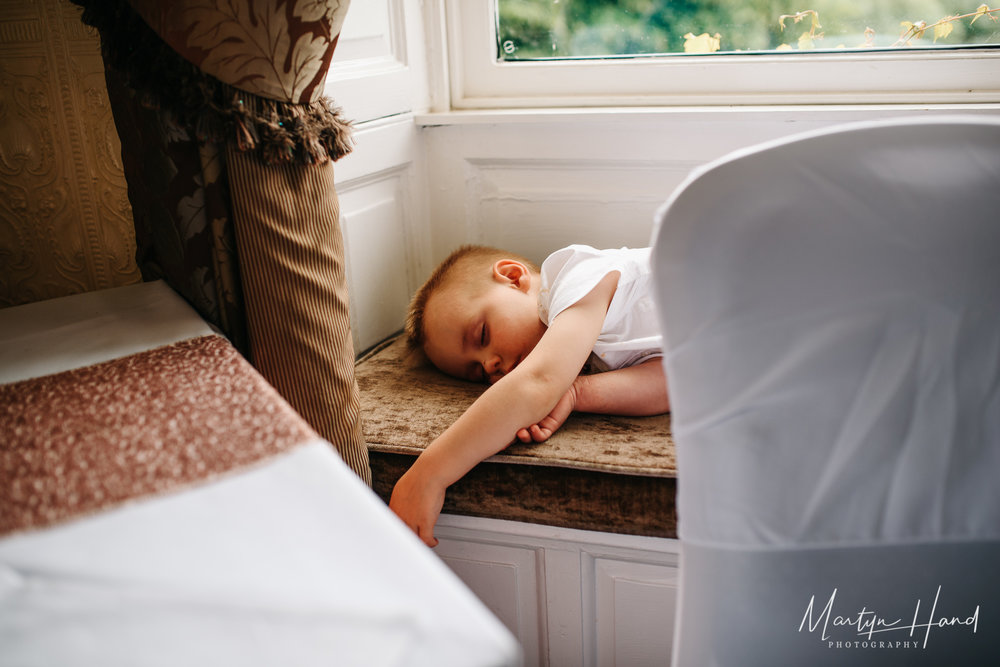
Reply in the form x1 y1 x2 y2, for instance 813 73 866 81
75 0 371 484
227 149 367 479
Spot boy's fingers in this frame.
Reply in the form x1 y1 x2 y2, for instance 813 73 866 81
530 425 551 442
417 524 439 548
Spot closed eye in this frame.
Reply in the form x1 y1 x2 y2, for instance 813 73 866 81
480 323 487 347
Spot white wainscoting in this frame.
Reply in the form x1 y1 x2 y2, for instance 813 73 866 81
416 106 1000 270
459 156 695 262
335 115 430 354
329 0 430 125
434 514 680 667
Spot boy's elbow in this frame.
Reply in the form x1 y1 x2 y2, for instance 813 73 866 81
513 365 569 409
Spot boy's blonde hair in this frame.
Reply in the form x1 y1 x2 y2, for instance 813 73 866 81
405 245 539 354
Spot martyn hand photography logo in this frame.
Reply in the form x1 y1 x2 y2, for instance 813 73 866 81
798 586 980 651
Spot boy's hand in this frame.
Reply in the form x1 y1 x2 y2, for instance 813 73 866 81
515 381 578 443
514 360 670 443
389 465 446 548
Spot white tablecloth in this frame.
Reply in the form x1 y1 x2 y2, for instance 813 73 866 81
0 282 520 667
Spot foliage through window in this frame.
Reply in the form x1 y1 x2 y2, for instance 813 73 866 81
497 0 1000 59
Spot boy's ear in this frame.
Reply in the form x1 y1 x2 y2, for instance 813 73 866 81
492 259 531 292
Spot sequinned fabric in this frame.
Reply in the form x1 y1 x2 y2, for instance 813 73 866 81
0 335 316 536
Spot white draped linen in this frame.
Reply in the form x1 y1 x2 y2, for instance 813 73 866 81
0 282 519 667
651 117 1000 666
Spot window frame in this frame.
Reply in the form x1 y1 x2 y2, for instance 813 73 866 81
445 0 1000 109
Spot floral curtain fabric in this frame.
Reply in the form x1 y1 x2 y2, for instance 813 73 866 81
127 0 351 105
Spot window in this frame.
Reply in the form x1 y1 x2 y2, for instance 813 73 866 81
445 0 1000 108
497 0 1000 59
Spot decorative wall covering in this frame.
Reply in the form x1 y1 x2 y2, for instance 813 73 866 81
0 0 140 308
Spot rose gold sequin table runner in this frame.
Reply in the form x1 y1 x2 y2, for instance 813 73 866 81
1 335 316 536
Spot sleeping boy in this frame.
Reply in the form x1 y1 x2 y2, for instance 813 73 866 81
390 244 669 546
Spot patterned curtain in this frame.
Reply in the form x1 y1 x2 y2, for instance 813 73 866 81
74 0 371 484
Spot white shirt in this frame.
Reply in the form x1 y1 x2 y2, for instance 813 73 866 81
538 245 662 372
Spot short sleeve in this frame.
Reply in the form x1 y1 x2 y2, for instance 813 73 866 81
538 245 662 371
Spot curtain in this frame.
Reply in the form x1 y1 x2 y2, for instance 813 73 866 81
75 0 371 484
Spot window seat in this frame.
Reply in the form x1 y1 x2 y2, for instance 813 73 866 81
356 336 677 538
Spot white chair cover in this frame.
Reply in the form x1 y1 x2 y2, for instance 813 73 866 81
650 117 1000 666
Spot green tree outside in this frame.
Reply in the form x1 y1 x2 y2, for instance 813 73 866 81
497 0 1000 58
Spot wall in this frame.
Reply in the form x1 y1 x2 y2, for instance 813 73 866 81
325 0 433 355
416 105 1000 272
0 0 140 308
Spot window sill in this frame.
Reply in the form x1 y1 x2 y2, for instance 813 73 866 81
414 103 1000 127
357 335 677 538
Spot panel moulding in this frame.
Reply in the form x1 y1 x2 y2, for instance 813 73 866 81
460 157 700 261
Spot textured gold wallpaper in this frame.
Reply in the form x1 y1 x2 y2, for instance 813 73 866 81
0 0 140 308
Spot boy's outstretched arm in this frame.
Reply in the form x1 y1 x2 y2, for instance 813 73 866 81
574 358 669 415
389 272 620 547
514 358 669 443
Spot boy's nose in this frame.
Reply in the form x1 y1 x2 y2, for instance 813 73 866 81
483 354 504 383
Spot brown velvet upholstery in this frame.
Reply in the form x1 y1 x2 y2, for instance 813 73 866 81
357 336 677 538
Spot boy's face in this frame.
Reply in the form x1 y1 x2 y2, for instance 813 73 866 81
423 260 547 384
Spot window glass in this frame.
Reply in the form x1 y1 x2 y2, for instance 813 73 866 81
497 0 1000 59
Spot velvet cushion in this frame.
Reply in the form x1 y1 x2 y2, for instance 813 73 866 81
357 336 677 537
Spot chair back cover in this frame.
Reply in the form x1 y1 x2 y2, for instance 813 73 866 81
650 117 1000 666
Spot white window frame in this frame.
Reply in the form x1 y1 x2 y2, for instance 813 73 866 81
445 0 1000 109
